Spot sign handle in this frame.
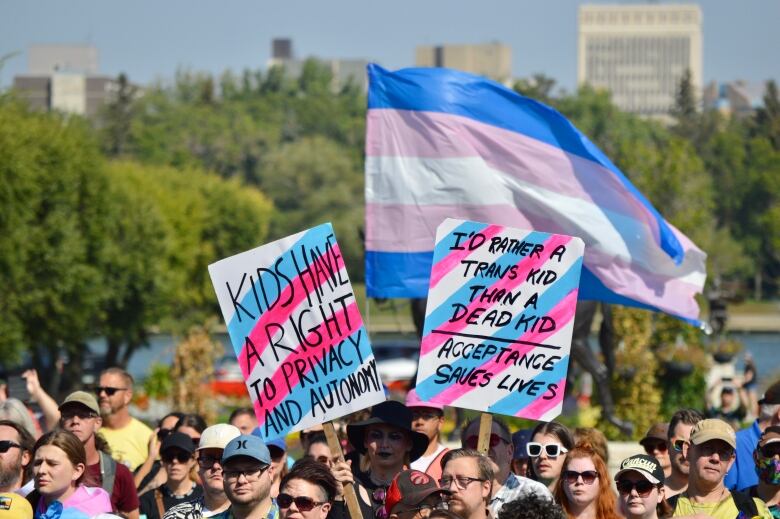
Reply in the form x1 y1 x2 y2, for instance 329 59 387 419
324 421 363 519
476 412 493 454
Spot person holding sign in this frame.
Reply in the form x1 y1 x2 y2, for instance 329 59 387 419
345 401 428 519
553 442 620 519
460 417 550 516
439 449 493 519
406 390 448 482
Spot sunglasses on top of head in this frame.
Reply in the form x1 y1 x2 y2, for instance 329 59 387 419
526 442 568 458
465 434 507 450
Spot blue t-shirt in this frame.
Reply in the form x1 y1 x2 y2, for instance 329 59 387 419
725 420 761 490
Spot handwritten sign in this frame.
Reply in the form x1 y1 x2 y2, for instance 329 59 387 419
415 219 584 421
209 223 385 440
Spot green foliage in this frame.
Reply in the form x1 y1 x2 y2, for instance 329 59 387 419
142 363 173 399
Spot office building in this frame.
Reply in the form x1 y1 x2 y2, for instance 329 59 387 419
267 38 370 92
415 42 512 84
578 4 702 116
703 80 768 118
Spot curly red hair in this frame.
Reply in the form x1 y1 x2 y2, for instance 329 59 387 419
554 441 620 519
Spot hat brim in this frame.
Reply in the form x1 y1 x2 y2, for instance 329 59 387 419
347 418 430 462
614 468 660 485
691 434 736 450
390 488 452 514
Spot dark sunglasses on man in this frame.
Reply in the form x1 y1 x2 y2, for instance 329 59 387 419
93 386 127 397
0 441 22 454
643 441 668 455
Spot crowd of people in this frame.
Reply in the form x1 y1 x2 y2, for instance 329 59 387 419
0 366 779 519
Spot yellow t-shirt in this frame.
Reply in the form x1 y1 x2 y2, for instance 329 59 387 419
99 417 153 471
673 492 772 519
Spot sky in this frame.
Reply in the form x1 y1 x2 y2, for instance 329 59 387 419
1 0 778 92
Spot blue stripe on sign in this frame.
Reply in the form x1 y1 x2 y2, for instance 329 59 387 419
366 63 683 264
365 250 433 298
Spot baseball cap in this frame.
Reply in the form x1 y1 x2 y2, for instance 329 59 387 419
384 470 451 516
758 426 780 447
161 432 196 455
58 391 100 415
639 423 669 447
221 434 271 466
512 430 533 460
405 389 444 411
759 380 780 405
198 424 241 451
0 492 33 519
614 454 665 485
689 419 736 449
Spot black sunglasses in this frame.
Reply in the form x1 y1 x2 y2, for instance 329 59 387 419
277 493 327 512
643 441 668 454
162 451 192 464
0 441 22 454
759 443 780 458
94 386 127 396
616 479 656 497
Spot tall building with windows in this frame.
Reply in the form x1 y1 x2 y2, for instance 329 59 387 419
578 4 702 116
415 43 512 84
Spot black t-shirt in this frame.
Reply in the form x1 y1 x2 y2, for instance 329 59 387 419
139 483 203 519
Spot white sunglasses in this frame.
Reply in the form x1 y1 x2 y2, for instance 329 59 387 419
526 442 568 458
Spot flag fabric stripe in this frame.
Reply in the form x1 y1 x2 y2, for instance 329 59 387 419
366 65 683 263
365 64 706 323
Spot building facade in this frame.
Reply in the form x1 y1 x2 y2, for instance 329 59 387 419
415 42 512 84
578 4 702 116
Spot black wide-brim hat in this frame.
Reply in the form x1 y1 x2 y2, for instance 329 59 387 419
347 401 429 462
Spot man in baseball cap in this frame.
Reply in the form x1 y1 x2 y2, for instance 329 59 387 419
384 469 450 519
671 419 772 518
220 435 277 519
406 389 449 481
163 424 241 519
58 391 139 517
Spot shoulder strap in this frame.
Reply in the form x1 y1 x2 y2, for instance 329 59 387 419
731 490 759 517
667 493 680 511
155 488 166 519
99 451 117 496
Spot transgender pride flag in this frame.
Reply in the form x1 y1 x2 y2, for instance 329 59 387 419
364 64 707 323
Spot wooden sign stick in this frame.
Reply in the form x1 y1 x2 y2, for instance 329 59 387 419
324 421 363 519
476 412 493 454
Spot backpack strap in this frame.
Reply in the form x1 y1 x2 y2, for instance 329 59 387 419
731 490 759 517
155 488 166 519
667 493 680 511
99 451 117 496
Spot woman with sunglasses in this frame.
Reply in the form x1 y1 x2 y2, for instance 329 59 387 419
138 433 202 519
553 442 620 519
28 430 113 519
614 454 672 519
343 401 429 519
527 421 574 492
278 459 336 519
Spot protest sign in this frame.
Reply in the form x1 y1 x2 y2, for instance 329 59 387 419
415 218 584 421
209 223 385 440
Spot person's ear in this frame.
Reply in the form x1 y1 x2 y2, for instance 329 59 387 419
123 389 133 406
321 502 332 518
94 416 103 432
72 462 86 482
507 442 514 458
21 449 31 468
481 479 492 499
657 485 665 505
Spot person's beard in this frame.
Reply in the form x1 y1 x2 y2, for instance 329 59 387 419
0 454 23 489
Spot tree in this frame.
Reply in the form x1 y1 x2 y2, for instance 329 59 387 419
100 73 138 157
754 80 780 150
513 73 557 105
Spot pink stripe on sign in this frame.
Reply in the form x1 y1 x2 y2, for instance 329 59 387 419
367 203 703 320
516 376 567 419
366 109 660 236
420 234 572 357
254 302 363 427
429 289 578 406
235 246 346 379
429 225 504 289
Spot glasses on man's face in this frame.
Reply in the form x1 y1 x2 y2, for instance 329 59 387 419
61 410 98 421
0 441 22 454
197 455 221 468
277 493 327 512
616 479 656 497
643 441 668 455
526 442 568 458
562 470 599 485
224 465 268 482
671 439 687 453
438 475 485 490
94 386 127 397
162 451 193 464
696 443 734 460
464 434 506 450
760 443 780 459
